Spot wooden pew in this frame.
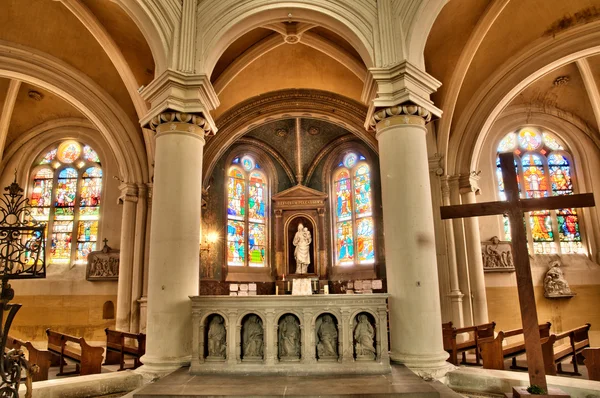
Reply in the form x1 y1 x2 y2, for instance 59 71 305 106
46 329 104 376
582 348 600 381
479 322 551 370
443 321 496 365
6 336 54 382
541 323 591 376
104 328 146 370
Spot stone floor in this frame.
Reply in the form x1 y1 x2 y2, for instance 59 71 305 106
133 365 463 398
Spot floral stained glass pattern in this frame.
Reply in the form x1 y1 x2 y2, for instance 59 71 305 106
227 168 245 220
354 165 372 217
31 168 53 221
336 221 354 265
356 218 375 264
82 145 100 162
343 153 358 168
227 220 245 266
335 169 352 221
40 149 57 165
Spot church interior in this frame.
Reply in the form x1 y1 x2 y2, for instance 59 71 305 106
0 0 600 396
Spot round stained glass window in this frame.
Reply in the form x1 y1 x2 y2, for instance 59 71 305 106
57 141 82 164
518 129 542 151
343 153 358 168
241 156 255 171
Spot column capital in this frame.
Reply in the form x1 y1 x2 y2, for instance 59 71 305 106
139 69 219 135
365 61 442 130
429 153 444 176
459 172 482 195
119 182 139 204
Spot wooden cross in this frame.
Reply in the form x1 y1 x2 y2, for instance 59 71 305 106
440 152 595 389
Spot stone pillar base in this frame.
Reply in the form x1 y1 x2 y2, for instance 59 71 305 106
136 355 191 382
391 351 455 380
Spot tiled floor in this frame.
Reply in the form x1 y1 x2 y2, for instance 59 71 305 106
133 365 462 397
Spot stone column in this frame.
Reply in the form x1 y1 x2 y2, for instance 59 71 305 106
140 112 209 373
139 183 152 333
441 177 464 327
372 105 451 378
448 176 474 326
116 183 138 332
459 173 489 325
130 184 148 333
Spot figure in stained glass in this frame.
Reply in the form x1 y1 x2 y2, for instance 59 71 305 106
356 218 375 263
354 165 372 216
30 140 102 264
335 170 352 220
336 222 354 264
496 129 583 254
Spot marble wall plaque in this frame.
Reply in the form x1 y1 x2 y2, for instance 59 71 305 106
292 279 312 295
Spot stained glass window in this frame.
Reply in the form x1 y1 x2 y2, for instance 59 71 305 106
496 128 584 254
29 141 102 265
226 155 268 267
333 152 376 265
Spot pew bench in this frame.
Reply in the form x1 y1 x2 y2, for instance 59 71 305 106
542 323 591 376
6 336 54 382
582 347 600 381
479 322 551 370
104 328 146 370
443 321 496 365
46 329 104 376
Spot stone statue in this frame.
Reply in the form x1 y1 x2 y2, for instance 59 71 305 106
354 314 376 360
279 315 300 360
293 223 312 274
242 315 263 359
544 260 575 298
207 316 226 359
317 314 338 359
482 236 514 270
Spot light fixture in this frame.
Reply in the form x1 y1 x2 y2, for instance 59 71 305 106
200 231 219 254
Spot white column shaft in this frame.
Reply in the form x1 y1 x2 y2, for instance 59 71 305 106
143 128 204 371
461 190 489 325
376 115 449 377
442 181 464 327
116 196 137 332
130 187 147 333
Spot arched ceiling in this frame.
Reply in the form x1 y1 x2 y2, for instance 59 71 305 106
425 0 600 173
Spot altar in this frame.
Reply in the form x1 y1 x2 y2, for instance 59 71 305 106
190 294 390 375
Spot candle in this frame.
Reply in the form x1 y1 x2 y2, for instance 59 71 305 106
275 286 279 295
324 285 329 295
283 274 285 281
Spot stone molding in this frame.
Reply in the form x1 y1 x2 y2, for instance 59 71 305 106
146 111 214 137
176 0 197 74
119 183 139 204
371 104 433 130
458 172 481 195
0 41 147 183
428 153 444 176
140 69 219 134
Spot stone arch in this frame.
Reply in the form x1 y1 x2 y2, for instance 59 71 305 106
0 42 148 184
406 0 450 69
446 21 600 175
204 89 372 187
197 1 376 76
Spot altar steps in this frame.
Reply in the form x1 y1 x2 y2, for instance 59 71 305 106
133 365 461 397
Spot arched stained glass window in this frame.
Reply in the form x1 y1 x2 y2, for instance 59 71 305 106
496 128 584 254
30 140 103 265
333 152 375 265
226 156 268 267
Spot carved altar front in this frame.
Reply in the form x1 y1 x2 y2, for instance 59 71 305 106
272 185 327 278
190 294 390 375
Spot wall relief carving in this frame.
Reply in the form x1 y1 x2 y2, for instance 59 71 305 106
86 240 119 281
481 236 515 272
544 260 576 298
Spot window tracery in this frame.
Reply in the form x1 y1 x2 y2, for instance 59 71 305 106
332 152 375 265
496 128 584 254
30 140 102 265
226 155 268 267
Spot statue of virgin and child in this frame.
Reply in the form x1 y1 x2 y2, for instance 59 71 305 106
293 223 312 274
